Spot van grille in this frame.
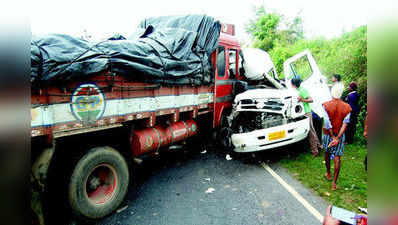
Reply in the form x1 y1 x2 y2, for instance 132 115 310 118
239 98 285 112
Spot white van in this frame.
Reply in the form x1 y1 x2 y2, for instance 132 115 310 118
229 49 331 152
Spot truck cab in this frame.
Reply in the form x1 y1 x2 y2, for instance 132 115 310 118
212 24 244 128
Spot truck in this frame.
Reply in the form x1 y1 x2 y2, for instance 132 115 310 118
31 15 330 224
31 16 244 224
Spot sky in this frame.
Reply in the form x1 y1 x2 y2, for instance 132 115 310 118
27 0 368 42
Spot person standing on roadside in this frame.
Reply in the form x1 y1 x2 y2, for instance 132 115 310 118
330 74 345 100
344 82 360 144
331 74 342 86
291 77 322 156
312 111 323 141
321 84 352 191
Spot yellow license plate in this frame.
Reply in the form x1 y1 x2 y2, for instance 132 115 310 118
268 130 286 141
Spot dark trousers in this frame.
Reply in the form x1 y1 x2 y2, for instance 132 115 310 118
345 113 358 144
312 116 323 141
306 113 321 155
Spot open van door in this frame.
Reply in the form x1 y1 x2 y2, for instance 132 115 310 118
284 50 331 117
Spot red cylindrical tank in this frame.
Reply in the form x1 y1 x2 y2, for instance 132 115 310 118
130 120 198 156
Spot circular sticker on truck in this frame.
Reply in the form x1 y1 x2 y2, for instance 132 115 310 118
70 84 106 122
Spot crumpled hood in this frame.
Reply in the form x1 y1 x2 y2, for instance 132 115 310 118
234 88 298 103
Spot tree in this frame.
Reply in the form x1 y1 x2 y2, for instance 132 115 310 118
279 15 304 44
246 6 304 52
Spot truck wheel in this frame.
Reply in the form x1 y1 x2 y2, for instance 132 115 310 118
219 127 233 149
68 146 129 219
217 113 233 150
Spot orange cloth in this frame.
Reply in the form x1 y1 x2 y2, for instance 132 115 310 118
323 99 352 135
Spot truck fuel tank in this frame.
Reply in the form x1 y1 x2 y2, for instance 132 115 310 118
130 120 198 156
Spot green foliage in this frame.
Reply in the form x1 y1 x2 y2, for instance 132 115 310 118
289 54 313 80
268 26 368 143
246 6 304 52
279 16 304 44
251 13 281 51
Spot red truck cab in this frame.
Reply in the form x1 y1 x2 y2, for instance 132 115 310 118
213 24 243 127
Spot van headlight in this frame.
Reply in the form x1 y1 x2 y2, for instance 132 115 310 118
295 105 303 114
290 102 305 118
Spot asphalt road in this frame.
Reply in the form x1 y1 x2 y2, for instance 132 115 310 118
95 142 328 225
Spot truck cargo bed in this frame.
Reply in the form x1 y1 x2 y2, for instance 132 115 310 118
31 73 214 138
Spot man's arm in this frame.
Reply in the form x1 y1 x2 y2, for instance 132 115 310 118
329 113 350 147
320 106 336 138
298 88 314 103
336 123 348 139
299 96 313 103
323 205 340 225
337 113 351 138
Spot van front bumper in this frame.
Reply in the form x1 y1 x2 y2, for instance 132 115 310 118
231 117 309 152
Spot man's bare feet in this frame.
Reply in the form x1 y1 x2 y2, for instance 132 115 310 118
332 183 338 191
324 173 332 181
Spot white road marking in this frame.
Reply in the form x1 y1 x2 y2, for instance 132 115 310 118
261 162 324 223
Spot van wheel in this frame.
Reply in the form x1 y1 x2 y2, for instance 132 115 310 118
68 146 129 219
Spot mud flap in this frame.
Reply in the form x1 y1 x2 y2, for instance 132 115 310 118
31 145 55 225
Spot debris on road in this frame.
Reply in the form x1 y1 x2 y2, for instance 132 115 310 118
116 205 128 213
205 187 215 193
226 154 232 160
134 158 143 165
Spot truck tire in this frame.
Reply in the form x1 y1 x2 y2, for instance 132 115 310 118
217 113 233 150
68 146 129 219
219 127 233 149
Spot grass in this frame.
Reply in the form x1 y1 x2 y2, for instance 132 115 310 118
279 142 367 212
